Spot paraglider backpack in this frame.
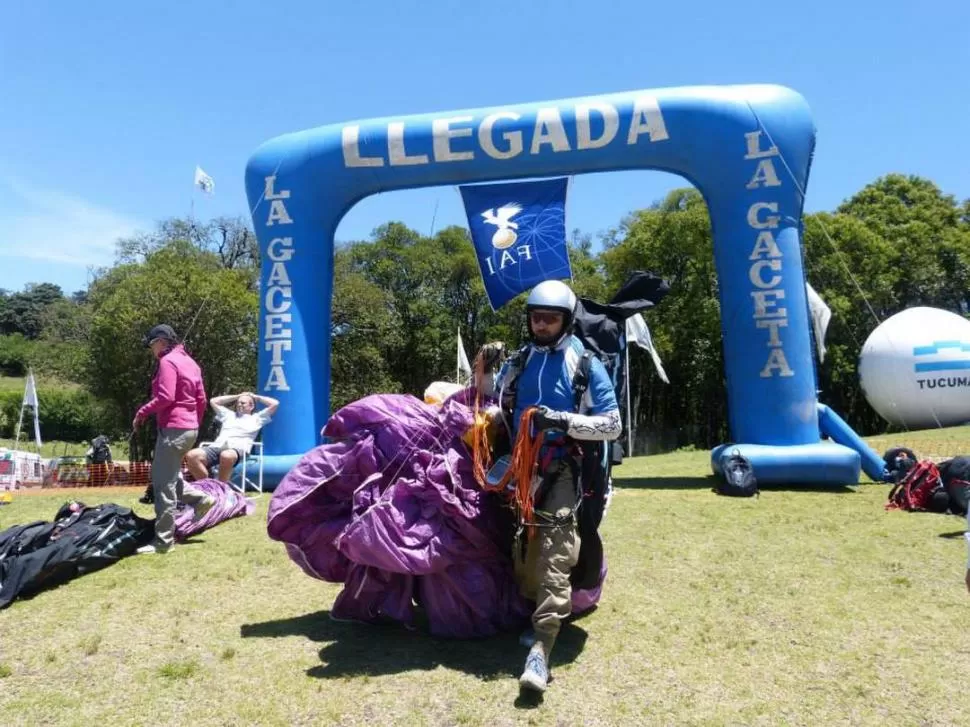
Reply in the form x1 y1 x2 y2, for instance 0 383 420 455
886 460 945 512
938 456 970 516
715 451 759 497
89 436 112 465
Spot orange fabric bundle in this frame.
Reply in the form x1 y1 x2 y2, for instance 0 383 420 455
469 398 493 489
473 406 543 538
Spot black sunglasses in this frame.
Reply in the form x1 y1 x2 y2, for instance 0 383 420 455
529 310 563 325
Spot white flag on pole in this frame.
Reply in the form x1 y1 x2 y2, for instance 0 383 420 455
806 282 832 363
626 314 670 384
24 370 42 448
457 330 472 382
194 166 215 195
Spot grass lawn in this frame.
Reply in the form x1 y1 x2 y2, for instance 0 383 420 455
0 375 27 394
0 429 969 726
0 374 80 393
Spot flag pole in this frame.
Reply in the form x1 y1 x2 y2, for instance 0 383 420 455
430 198 440 238
456 327 461 384
13 387 25 451
32 379 42 450
14 369 31 452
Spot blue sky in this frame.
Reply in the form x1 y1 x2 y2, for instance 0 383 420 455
2 1 968 295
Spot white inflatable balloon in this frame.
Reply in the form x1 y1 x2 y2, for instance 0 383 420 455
859 306 970 428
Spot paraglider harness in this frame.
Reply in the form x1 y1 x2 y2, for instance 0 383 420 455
497 344 617 590
886 460 946 513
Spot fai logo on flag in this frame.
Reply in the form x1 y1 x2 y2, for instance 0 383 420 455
460 178 572 310
481 204 522 249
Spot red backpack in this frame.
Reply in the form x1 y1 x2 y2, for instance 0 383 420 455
886 460 945 512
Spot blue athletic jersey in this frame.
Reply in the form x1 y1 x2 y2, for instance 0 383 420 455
498 335 619 434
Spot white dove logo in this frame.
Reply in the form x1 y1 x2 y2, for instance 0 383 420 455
481 203 522 250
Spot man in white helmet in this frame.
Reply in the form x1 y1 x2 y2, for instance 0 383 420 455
494 279 622 692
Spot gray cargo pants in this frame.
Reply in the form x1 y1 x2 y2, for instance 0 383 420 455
152 427 207 549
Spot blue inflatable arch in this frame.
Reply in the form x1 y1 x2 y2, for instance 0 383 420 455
245 83 871 488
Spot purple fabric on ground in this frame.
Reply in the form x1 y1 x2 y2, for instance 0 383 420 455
174 479 255 541
268 393 604 638
571 558 607 615
331 565 417 627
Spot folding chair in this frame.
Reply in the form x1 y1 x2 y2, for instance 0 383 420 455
234 441 264 496
197 441 264 496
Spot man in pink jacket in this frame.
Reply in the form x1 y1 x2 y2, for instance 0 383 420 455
133 324 214 554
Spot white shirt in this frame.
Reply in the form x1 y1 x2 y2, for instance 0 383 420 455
212 406 272 453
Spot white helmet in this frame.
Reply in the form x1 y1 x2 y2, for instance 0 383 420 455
527 280 577 314
526 280 577 346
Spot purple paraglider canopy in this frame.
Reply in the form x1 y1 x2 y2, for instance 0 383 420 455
174 479 256 540
268 391 606 639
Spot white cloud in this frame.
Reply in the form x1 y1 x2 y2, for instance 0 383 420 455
0 176 145 267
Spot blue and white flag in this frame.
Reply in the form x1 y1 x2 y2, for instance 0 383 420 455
459 177 572 310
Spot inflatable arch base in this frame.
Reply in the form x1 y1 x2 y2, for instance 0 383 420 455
711 442 861 487
711 403 889 486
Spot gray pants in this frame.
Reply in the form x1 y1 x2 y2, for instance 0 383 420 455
152 427 206 549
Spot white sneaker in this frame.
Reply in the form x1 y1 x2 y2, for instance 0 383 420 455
519 645 549 692
136 543 170 555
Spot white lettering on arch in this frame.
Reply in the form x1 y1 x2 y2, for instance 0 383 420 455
479 112 523 160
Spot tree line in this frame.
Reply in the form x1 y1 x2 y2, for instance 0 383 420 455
2 174 968 455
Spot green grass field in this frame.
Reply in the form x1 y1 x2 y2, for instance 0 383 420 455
0 374 80 393
1 429 969 726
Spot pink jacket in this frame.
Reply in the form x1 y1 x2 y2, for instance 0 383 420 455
136 345 207 429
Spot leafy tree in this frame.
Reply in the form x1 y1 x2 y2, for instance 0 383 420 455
329 247 402 410
0 334 32 376
116 216 259 276
568 229 609 303
0 283 65 339
601 189 726 448
86 240 258 458
835 174 970 313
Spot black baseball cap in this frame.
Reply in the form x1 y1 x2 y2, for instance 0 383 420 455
143 324 178 348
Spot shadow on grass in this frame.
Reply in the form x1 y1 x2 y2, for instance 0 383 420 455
241 610 588 682
757 484 858 494
514 689 544 709
614 476 713 490
614 475 857 494
938 529 968 539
